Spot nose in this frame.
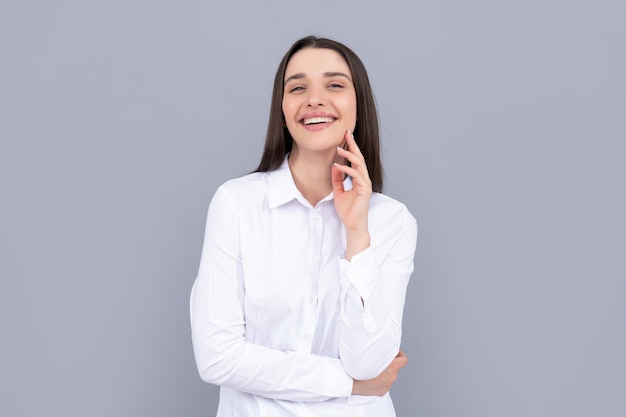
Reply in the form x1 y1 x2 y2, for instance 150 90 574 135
306 83 326 107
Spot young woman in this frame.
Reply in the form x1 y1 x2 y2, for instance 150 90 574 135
190 36 417 417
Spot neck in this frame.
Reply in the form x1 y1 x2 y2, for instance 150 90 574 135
288 147 336 206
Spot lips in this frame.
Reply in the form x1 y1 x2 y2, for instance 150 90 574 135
302 117 335 125
299 112 337 126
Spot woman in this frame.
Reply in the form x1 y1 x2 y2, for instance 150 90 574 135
190 36 417 417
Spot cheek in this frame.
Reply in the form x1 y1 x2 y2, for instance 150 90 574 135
281 100 299 134
339 96 357 123
282 97 297 118
337 91 357 113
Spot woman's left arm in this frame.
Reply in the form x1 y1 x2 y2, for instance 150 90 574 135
337 216 417 380
332 130 418 380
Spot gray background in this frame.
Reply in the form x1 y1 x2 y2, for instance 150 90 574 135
1 1 624 416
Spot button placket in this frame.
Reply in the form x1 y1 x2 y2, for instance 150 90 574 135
300 209 323 351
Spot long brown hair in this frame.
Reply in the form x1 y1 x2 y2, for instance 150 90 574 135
254 36 383 192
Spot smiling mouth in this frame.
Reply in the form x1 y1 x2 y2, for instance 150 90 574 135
302 117 335 125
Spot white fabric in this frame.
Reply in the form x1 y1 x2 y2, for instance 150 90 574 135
190 157 417 417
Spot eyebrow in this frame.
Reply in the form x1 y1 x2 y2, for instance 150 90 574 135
284 71 352 85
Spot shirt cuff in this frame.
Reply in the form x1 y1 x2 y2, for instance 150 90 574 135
338 247 380 305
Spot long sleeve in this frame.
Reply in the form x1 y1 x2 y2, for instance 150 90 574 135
190 185 353 402
337 207 417 380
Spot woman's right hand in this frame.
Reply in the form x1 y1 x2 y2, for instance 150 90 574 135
351 351 408 396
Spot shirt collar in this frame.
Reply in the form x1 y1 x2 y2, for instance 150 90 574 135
267 157 300 208
266 156 353 209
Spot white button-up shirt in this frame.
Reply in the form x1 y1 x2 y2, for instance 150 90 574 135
190 158 417 417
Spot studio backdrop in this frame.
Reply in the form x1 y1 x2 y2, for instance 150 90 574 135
1 1 624 416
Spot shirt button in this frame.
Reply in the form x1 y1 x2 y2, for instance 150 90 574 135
302 334 311 341
307 296 315 304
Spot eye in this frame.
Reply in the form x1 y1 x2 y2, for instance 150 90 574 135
328 83 344 89
287 85 305 93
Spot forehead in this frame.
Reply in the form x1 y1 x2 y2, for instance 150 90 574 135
284 48 351 79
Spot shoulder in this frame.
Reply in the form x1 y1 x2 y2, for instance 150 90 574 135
217 171 267 196
369 193 417 244
210 171 269 209
370 193 416 225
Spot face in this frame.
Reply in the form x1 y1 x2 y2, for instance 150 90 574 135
282 48 357 154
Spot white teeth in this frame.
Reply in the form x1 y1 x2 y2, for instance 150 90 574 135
303 117 334 125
